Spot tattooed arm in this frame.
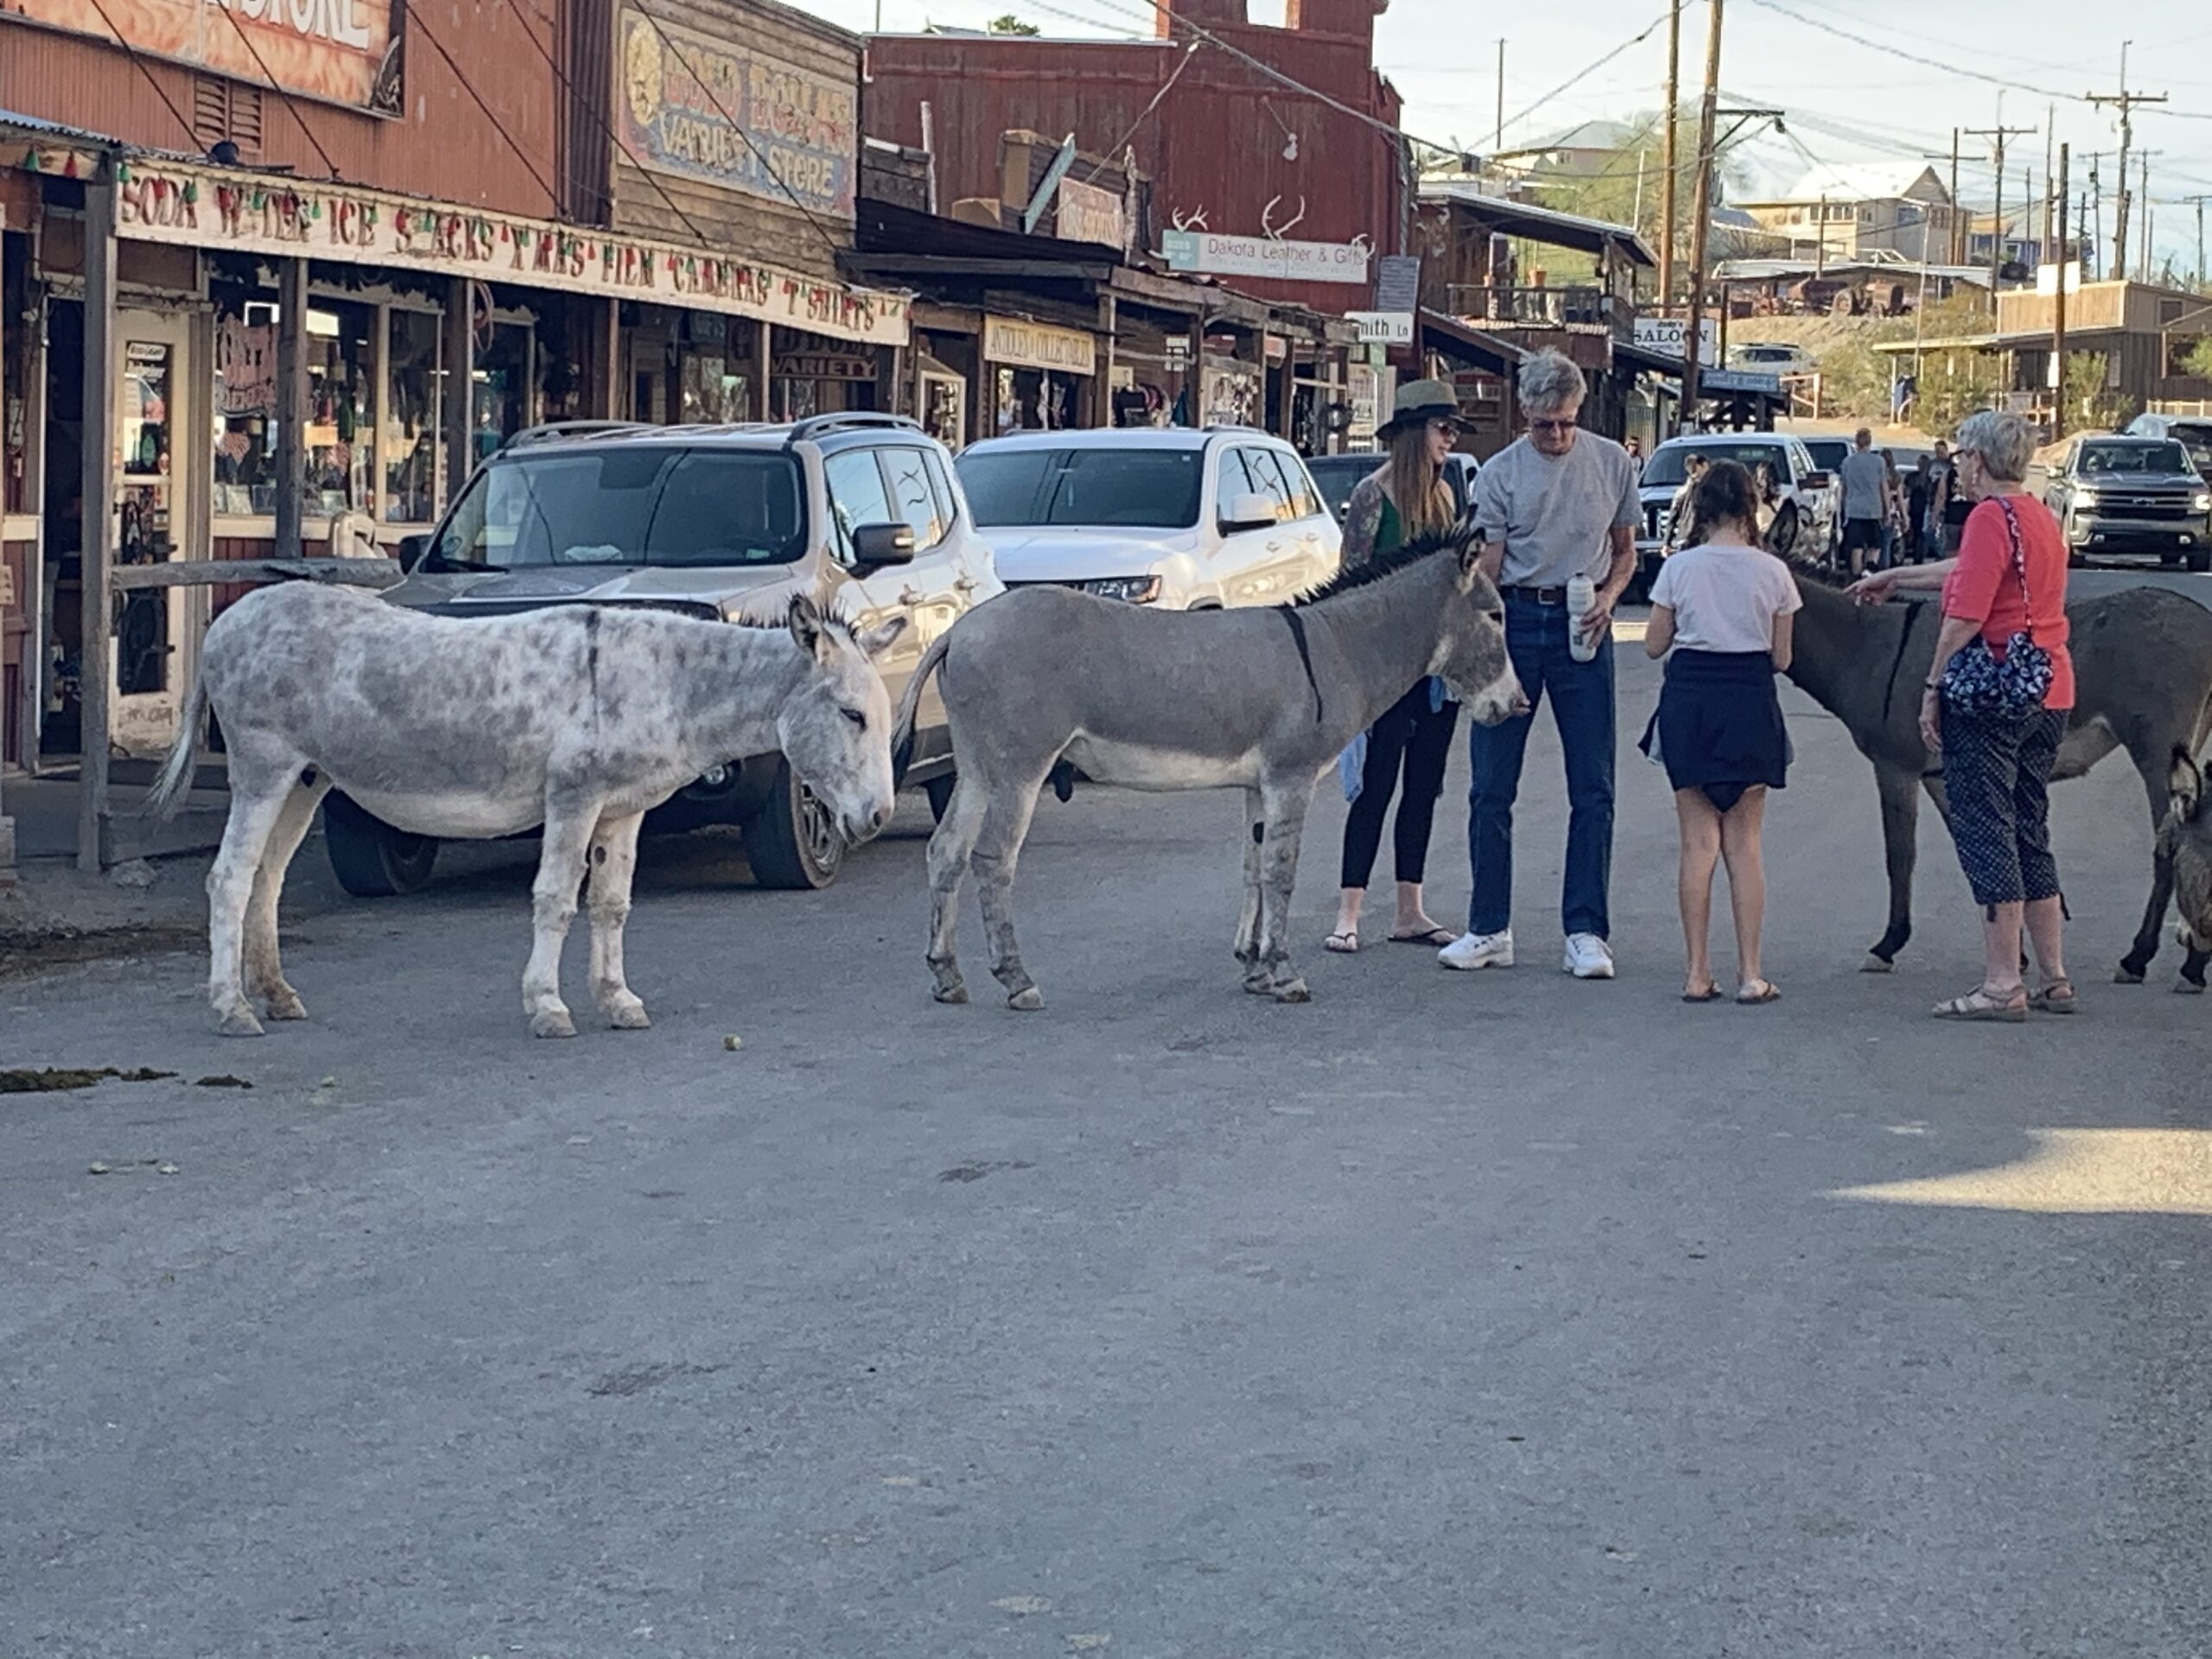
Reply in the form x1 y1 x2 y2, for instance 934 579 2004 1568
1340 474 1389 570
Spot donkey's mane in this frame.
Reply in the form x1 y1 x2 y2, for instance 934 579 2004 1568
1287 520 1475 608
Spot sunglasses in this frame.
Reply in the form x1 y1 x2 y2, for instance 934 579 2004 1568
1528 416 1580 435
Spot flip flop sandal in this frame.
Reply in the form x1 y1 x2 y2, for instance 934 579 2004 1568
1389 925 1458 946
2028 979 2078 1014
1736 980 1782 1005
1932 987 2027 1021
1681 983 1723 1003
1323 930 1359 954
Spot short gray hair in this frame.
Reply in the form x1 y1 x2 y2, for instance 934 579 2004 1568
1518 349 1586 415
1954 409 2036 483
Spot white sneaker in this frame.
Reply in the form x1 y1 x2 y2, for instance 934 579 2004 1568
1439 929 1515 970
1563 933 1616 979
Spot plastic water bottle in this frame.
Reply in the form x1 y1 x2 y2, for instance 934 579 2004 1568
1567 573 1599 663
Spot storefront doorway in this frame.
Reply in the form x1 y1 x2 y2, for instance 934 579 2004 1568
110 309 196 757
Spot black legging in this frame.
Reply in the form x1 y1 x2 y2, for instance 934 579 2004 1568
1339 681 1462 888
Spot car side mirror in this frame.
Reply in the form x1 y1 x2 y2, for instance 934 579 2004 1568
396 532 430 573
1221 492 1279 532
851 521 917 569
1799 470 1831 491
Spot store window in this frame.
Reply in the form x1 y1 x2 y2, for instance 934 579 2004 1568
385 308 442 524
211 293 376 518
474 321 532 466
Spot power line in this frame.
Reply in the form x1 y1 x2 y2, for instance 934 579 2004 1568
75 0 199 153
1493 9 1676 144
1080 37 1202 184
207 3 342 178
408 4 563 212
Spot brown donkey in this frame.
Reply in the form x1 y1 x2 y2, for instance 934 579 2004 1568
1785 575 2212 988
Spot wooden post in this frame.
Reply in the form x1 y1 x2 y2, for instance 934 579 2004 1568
1681 0 1723 432
443 277 474 509
78 179 118 872
273 257 308 558
2053 143 2069 441
1659 0 1680 311
751 321 772 422
594 297 621 419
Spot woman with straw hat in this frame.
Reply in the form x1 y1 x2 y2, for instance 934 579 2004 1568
1325 379 1469 954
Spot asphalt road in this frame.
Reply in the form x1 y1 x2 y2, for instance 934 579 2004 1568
4 645 2209 1658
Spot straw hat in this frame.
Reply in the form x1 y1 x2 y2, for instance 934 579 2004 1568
1376 378 1471 439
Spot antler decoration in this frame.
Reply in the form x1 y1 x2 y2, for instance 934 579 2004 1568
1261 195 1307 240
1171 207 1211 232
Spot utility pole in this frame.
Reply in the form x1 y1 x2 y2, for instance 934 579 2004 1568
2044 111 2055 256
2139 152 2153 281
2088 42 2166 282
2054 143 2069 441
1815 194 1827 277
1681 0 1724 433
1966 115 2037 303
1948 130 1962 264
2183 194 2212 289
1495 40 1506 153
2090 157 2103 278
1659 0 1681 311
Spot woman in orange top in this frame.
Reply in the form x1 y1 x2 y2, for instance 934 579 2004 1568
1849 409 2074 1020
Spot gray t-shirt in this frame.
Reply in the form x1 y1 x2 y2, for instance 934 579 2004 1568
1472 432 1642 587
1840 448 1889 521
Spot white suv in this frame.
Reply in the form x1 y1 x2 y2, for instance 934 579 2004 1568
954 427 1341 609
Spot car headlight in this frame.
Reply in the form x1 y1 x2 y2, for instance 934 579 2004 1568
1075 574 1163 603
2193 492 2212 514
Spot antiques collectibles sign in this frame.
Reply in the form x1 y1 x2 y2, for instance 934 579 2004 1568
617 10 857 219
6 0 396 108
982 315 1096 378
112 162 908 346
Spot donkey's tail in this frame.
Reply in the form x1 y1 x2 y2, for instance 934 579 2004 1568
145 669 209 820
890 632 954 787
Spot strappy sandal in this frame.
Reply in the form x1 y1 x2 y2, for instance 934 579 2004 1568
1323 930 1359 954
1736 980 1781 1005
2028 979 2078 1014
1389 925 1458 946
1932 986 2028 1022
1682 982 1722 1002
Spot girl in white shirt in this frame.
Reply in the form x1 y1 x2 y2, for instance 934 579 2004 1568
1640 460 1802 1004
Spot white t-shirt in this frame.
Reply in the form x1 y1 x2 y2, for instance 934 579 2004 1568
1649 541 1802 654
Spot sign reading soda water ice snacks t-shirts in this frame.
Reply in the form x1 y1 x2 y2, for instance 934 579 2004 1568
10 0 394 109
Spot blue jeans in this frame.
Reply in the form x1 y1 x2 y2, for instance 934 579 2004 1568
1466 594 1617 938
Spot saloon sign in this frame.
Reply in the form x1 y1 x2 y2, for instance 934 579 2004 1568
112 162 909 347
10 0 397 109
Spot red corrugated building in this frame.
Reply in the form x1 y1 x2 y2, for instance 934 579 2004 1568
861 0 1406 317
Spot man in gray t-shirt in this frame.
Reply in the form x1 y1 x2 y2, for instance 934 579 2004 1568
1440 349 1641 981
1838 428 1891 578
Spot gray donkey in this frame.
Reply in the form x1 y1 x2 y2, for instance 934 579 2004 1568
152 583 903 1038
2159 747 2212 987
1786 575 2212 988
890 524 1527 1009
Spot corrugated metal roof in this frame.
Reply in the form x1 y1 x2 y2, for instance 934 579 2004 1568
1419 181 1657 269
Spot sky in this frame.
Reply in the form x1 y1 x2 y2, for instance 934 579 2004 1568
795 0 2212 275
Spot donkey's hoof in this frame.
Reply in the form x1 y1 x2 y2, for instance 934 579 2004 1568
2114 963 2147 985
606 998 652 1030
1243 971 1277 996
1006 986 1046 1013
215 1008 266 1039
1861 954 1894 975
530 1007 579 1039
1272 977 1313 1004
262 988 308 1021
2174 976 2207 996
933 982 970 1005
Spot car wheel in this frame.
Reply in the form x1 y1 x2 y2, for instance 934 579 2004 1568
744 758 844 889
323 792 438 898
2190 549 2212 575
924 772 958 823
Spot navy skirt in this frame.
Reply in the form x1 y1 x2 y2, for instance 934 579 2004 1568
1638 649 1789 814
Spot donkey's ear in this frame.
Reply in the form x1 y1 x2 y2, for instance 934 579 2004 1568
787 593 831 663
2171 747 2205 819
855 615 908 660
1455 521 1491 587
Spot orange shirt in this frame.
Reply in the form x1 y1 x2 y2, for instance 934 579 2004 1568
1941 494 2075 710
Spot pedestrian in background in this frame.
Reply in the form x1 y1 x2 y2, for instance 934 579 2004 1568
1327 380 1466 954
1906 454 1935 563
1849 410 2075 1020
1839 429 1889 578
1641 461 1798 1004
1441 349 1641 981
1665 451 1710 552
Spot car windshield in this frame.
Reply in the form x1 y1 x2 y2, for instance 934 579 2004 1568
2080 442 2192 477
958 446 1205 529
430 448 806 569
1642 444 1789 487
1306 454 1382 516
1802 439 1851 470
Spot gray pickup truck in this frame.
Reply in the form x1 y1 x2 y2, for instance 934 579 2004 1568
2041 435 2212 571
